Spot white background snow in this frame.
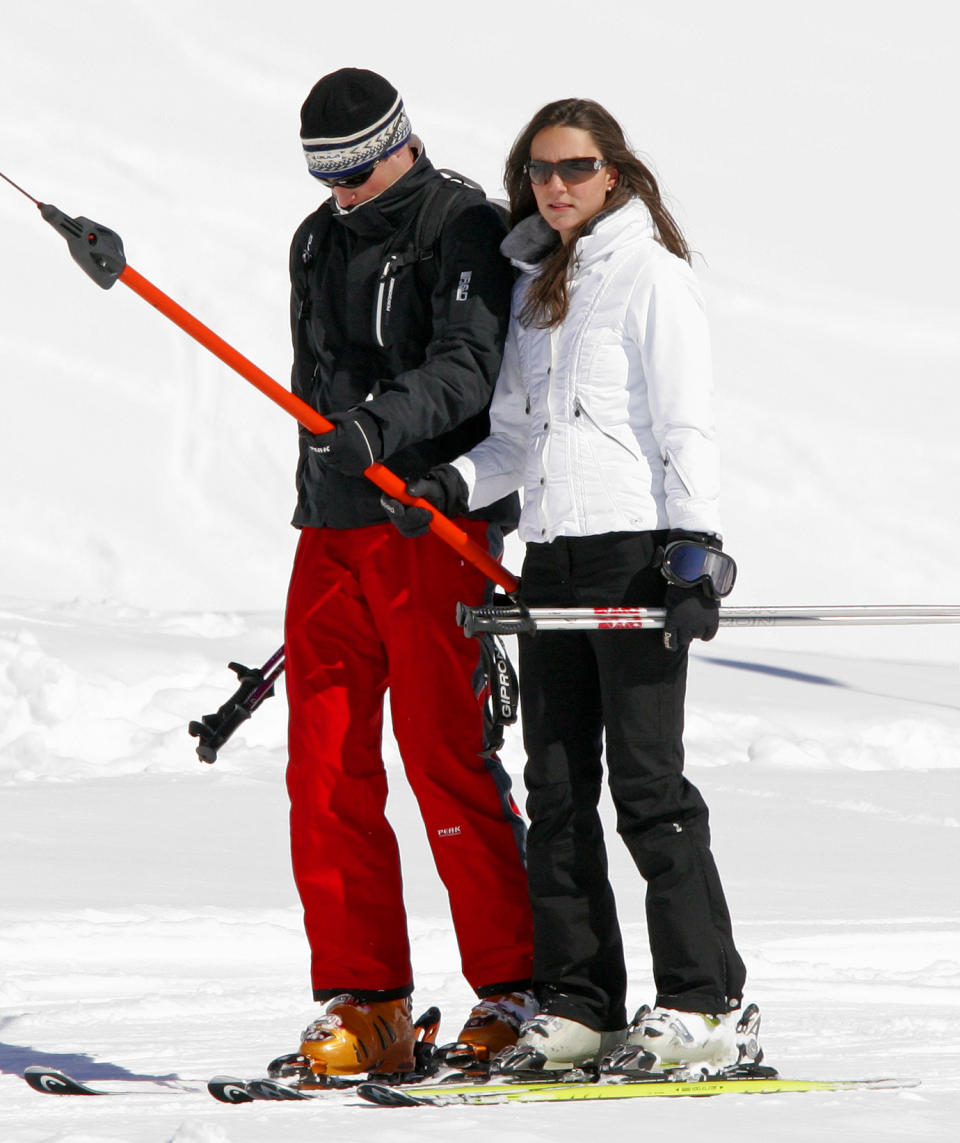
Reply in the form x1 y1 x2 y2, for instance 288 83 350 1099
2 1 958 1139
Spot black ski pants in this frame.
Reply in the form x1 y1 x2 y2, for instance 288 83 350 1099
518 531 746 1031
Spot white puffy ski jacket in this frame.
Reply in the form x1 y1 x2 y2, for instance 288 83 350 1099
452 197 722 543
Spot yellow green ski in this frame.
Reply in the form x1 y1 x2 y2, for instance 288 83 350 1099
357 1073 918 1107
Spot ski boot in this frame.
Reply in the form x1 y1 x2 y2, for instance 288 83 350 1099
605 1001 765 1077
267 997 441 1086
494 1013 626 1078
441 990 538 1074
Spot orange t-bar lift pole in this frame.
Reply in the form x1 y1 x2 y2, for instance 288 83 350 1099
118 264 518 593
16 183 518 595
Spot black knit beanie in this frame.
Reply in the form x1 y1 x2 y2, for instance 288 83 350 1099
300 68 412 179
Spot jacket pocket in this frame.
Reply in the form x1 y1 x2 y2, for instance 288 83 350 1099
664 448 694 497
573 397 642 462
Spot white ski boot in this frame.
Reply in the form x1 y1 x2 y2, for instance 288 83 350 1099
495 1013 626 1075
614 1001 763 1072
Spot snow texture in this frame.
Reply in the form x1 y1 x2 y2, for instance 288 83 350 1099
1 2 958 1140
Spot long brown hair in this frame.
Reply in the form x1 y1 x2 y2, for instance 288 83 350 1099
504 98 690 329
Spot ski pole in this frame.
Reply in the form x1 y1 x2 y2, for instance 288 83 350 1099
192 600 960 760
188 647 286 764
456 602 960 636
0 172 519 596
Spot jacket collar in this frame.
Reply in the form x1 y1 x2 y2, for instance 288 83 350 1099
328 147 438 240
502 197 656 273
500 212 559 271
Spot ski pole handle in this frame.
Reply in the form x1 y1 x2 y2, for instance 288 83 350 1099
117 265 518 594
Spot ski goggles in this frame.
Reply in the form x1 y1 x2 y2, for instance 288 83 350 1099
525 158 608 186
660 540 737 599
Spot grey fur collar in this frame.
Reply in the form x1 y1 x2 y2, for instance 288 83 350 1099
500 212 560 268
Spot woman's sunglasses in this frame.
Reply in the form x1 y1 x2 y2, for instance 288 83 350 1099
525 158 608 186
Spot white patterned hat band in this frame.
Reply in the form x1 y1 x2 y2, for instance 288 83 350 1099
302 99 412 178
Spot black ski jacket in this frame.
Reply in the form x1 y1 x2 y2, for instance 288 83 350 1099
289 150 518 530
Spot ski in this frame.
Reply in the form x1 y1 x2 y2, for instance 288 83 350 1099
356 1072 919 1107
23 1066 195 1098
24 1064 444 1103
206 1069 460 1104
207 1075 258 1104
208 1075 356 1103
23 1068 107 1096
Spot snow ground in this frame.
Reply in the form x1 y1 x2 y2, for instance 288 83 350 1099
2 1 959 1140
1 605 958 1141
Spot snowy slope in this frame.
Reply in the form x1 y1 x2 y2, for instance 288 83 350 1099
2 606 957 1142
2 2 959 1141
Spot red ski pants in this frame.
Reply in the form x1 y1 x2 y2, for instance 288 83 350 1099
284 522 533 1001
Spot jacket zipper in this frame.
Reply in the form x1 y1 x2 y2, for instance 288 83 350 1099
375 255 399 347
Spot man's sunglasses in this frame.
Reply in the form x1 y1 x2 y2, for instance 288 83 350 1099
316 159 382 189
525 158 608 186
316 119 408 189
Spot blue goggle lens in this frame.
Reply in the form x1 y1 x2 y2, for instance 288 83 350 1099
662 541 737 598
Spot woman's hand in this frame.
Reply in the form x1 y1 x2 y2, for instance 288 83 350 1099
662 584 720 650
381 464 469 537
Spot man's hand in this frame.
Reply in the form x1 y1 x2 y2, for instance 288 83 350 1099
309 411 383 477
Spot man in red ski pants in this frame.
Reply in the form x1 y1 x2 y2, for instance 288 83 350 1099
281 68 534 1079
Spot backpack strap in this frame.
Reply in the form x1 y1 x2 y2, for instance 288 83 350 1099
406 170 508 288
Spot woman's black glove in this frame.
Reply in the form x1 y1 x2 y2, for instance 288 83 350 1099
662 584 720 651
660 529 726 651
381 464 469 538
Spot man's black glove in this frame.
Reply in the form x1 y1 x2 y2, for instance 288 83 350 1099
309 410 383 477
381 464 469 538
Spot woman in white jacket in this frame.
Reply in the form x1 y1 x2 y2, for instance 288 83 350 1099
388 98 753 1073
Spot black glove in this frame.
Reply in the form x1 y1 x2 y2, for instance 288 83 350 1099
660 529 723 651
309 410 383 477
662 583 720 651
381 464 469 538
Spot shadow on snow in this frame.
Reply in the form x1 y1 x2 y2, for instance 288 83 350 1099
0 1037 179 1084
702 654 960 711
703 656 845 687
